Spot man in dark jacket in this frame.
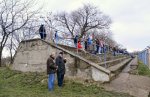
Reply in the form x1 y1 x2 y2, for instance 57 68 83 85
55 52 66 87
39 24 46 40
47 53 57 91
74 35 78 48
113 47 116 56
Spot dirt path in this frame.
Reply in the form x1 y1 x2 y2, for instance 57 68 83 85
104 57 150 97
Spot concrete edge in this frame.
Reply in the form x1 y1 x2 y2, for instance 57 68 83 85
109 58 132 72
98 57 128 65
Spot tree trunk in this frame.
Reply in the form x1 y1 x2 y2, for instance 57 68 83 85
0 45 4 67
10 50 13 64
10 36 13 64
0 50 2 67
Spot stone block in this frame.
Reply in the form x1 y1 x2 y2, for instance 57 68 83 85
91 67 109 82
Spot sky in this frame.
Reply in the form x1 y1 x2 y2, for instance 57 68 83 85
37 0 150 52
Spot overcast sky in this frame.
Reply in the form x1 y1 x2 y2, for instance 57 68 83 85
2 0 150 57
37 0 150 52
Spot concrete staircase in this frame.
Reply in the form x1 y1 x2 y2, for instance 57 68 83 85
58 44 128 63
109 58 132 80
52 41 132 82
12 38 132 83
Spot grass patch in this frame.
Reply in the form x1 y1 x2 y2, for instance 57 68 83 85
0 67 133 97
138 61 150 77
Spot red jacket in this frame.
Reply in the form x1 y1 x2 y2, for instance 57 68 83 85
77 41 82 49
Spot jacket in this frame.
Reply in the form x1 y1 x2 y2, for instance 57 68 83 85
47 57 57 74
39 25 46 34
77 41 82 49
55 56 65 74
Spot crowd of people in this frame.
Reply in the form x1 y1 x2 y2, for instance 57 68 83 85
38 24 129 57
73 35 129 56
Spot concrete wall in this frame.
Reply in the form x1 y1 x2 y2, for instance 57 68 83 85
12 39 110 82
12 39 50 72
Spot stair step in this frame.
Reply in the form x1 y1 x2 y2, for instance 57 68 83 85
58 44 127 64
108 58 131 73
110 73 115 78
110 73 116 80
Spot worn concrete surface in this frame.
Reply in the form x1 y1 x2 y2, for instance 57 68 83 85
104 57 150 97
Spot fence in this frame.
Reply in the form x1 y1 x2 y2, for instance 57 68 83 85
138 48 150 69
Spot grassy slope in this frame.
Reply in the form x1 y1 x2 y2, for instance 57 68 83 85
0 67 133 97
138 61 150 77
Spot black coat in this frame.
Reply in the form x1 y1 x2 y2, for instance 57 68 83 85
55 56 65 74
39 25 46 34
47 57 57 74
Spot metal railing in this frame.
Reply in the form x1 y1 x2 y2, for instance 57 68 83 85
138 48 150 69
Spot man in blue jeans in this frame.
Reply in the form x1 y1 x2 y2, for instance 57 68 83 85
47 53 57 91
55 52 66 87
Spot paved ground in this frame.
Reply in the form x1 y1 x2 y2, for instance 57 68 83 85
104 57 150 97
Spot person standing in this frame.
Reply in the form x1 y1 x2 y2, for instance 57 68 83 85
113 47 116 56
47 53 57 91
87 35 93 53
95 38 99 54
99 39 104 54
77 40 82 50
55 52 66 87
77 39 86 53
84 39 88 51
74 35 78 48
39 24 46 40
54 31 59 44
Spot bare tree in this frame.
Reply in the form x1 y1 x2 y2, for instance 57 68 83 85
44 12 60 41
54 12 77 38
6 17 40 64
73 4 112 37
93 29 117 48
53 4 111 38
0 0 39 66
